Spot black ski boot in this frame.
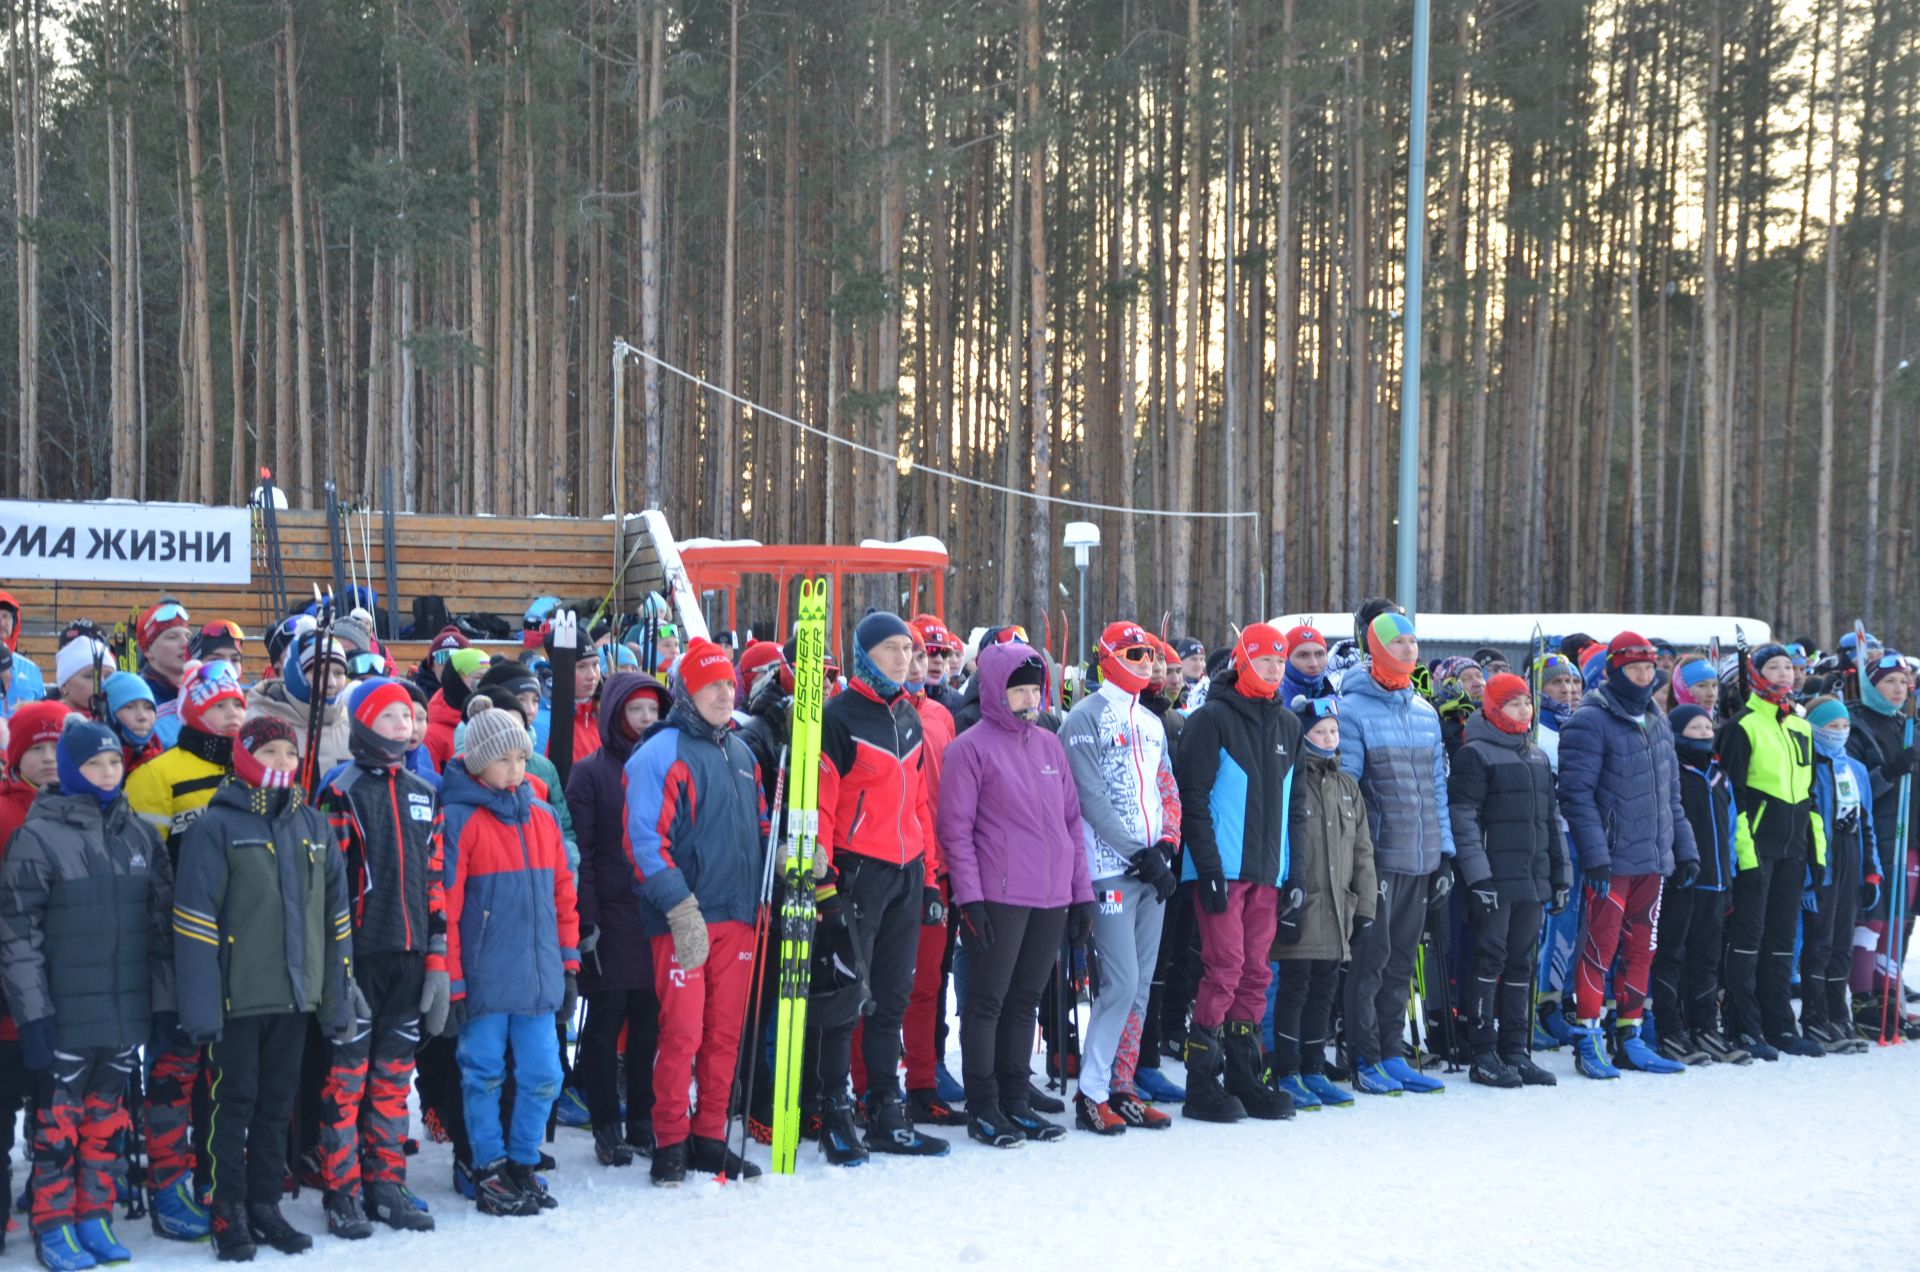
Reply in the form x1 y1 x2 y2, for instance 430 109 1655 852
323 1190 373 1240
211 1203 257 1262
1769 1031 1825 1058
1024 1080 1066 1115
471 1160 539 1215
1469 1052 1522 1089
593 1124 634 1167
689 1135 762 1180
362 1180 434 1232
649 1140 687 1188
626 1120 655 1158
1222 1021 1293 1120
817 1096 871 1167
1654 1026 1712 1066
966 1100 1025 1149
245 1201 313 1254
1180 1026 1247 1123
1500 1051 1557 1086
504 1162 556 1210
905 1088 968 1126
1001 1090 1067 1143
865 1093 951 1156
1694 1029 1753 1065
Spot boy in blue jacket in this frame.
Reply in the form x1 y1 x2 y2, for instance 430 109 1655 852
1802 696 1877 1054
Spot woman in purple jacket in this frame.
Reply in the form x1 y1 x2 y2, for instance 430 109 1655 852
937 641 1095 1149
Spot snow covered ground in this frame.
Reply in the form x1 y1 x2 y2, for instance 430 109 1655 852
62 988 1920 1271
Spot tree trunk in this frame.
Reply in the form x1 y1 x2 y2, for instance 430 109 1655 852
1814 0 1841 642
1024 0 1050 624
1698 4 1725 614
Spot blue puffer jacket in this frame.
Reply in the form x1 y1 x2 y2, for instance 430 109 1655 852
1336 665 1454 875
1556 686 1698 877
1811 749 1879 888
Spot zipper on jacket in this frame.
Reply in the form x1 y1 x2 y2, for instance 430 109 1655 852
386 773 412 949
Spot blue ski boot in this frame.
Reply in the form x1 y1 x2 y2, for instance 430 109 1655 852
35 1225 98 1271
553 1085 593 1128
1380 1055 1445 1094
74 1216 130 1264
1271 1072 1322 1111
1615 1023 1686 1074
1572 1025 1621 1079
934 1062 966 1105
1539 999 1578 1047
1134 1067 1186 1103
1351 1058 1404 1096
148 1175 212 1241
1301 1072 1355 1107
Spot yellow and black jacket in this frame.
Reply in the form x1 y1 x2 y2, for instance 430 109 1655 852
1718 703 1826 872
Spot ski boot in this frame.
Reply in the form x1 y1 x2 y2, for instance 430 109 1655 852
1614 1024 1687 1074
818 1097 869 1167
867 1092 952 1156
1380 1055 1445 1094
471 1161 539 1215
1222 1021 1294 1119
1469 1052 1522 1089
593 1124 634 1167
689 1135 761 1180
1572 1025 1620 1079
1654 1026 1712 1067
246 1202 313 1254
649 1141 688 1189
967 1097 1025 1148
1270 1071 1324 1111
34 1225 97 1271
1300 1072 1355 1107
1180 1026 1248 1122
1500 1051 1557 1086
73 1217 130 1265
1072 1094 1126 1137
1107 1089 1172 1128
1768 1032 1825 1058
323 1190 374 1240
1000 1091 1066 1144
1734 1032 1779 1062
362 1180 435 1232
552 1086 592 1129
934 1062 966 1105
1024 1080 1066 1116
905 1088 968 1126
1350 1057 1404 1096
149 1174 212 1241
209 1203 257 1262
1134 1067 1186 1103
504 1162 556 1210
1695 1029 1752 1065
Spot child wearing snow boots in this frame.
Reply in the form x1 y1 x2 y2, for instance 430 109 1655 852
1445 675 1568 1089
1269 697 1374 1111
622 639 767 1184
173 715 356 1260
0 719 173 1270
1801 697 1875 1054
441 707 580 1216
315 678 446 1237
1175 624 1302 1123
1651 706 1749 1066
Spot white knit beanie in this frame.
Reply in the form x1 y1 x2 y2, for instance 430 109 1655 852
462 707 531 775
56 637 113 690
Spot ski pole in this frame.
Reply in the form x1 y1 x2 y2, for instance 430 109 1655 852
726 746 787 1181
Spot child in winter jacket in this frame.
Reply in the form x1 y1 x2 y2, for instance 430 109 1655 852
173 716 355 1261
1802 696 1877 1053
441 708 580 1218
623 639 767 1185
1446 674 1570 1088
0 718 173 1270
1650 706 1749 1066
314 678 446 1237
103 672 163 775
1269 696 1375 1112
937 643 1093 1145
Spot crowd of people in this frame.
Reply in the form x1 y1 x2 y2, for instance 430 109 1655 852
0 584 1912 1268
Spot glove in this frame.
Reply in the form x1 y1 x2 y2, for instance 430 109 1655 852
419 967 452 1037
18 1017 55 1072
1279 881 1307 918
1550 887 1571 915
562 971 579 1023
330 980 371 1045
814 882 847 932
577 921 603 979
1349 914 1373 946
1883 749 1914 777
1126 846 1178 904
1584 865 1611 900
774 839 792 875
1067 900 1096 946
1674 861 1700 889
551 609 579 650
664 895 710 971
1802 882 1820 914
1197 872 1229 915
447 998 468 1036
1467 886 1499 919
1862 876 1883 913
958 901 993 952
921 886 947 927
1430 868 1453 902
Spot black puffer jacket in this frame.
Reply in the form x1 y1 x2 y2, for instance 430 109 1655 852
565 673 667 995
1448 712 1571 904
0 790 175 1048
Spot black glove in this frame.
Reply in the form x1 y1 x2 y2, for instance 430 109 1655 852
1067 900 1096 946
1279 881 1307 918
577 921 603 980
1430 867 1453 902
1883 749 1915 778
814 883 848 932
958 901 994 951
921 886 947 927
1125 845 1178 903
1466 885 1499 919
1550 887 1571 915
447 999 468 1036
1197 872 1229 915
1584 864 1612 900
1673 861 1700 889
18 1017 54 1072
1862 878 1883 913
562 972 579 1024
1349 914 1374 946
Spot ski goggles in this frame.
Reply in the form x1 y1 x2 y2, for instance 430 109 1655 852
1296 697 1340 720
991 626 1028 646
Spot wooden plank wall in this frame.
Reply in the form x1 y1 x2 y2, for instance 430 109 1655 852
9 509 620 664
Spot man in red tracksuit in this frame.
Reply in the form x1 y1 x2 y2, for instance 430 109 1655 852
621 638 768 1186
808 612 947 1166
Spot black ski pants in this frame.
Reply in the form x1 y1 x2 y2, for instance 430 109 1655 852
959 903 1067 1107
1651 882 1730 1037
1464 899 1543 1056
207 1012 306 1208
1271 958 1341 1075
1726 855 1804 1041
814 854 922 1102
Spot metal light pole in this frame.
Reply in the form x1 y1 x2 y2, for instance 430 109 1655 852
1064 521 1100 703
1396 0 1431 621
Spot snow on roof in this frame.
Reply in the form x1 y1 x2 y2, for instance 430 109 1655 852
678 537 767 551
858 535 949 557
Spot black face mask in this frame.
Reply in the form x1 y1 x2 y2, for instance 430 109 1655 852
1675 735 1714 768
348 716 411 770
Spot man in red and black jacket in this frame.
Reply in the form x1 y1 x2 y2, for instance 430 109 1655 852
313 678 446 1237
808 611 948 1165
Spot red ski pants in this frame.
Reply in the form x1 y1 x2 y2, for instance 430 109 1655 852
650 921 753 1149
1575 871 1661 1023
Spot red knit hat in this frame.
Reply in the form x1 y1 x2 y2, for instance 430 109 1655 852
1607 631 1658 669
679 637 734 697
1232 623 1287 700
8 701 72 774
1097 621 1153 695
179 660 247 733
1483 673 1533 734
137 599 191 653
1283 625 1327 656
909 615 956 653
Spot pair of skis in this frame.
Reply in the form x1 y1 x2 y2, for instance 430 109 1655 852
770 578 829 1174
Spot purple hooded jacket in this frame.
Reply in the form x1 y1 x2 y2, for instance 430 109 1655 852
937 642 1094 910
564 671 671 994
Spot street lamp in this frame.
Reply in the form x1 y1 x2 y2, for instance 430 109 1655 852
1064 521 1100 704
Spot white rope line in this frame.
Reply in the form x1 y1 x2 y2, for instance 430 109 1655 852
621 343 1259 522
